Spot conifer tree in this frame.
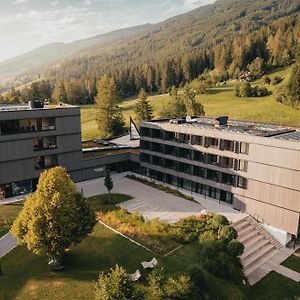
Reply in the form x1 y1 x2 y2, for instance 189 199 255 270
95 75 124 138
135 88 153 126
287 64 300 106
104 170 113 202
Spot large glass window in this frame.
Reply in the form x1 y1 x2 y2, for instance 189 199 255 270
33 136 57 151
240 142 249 154
237 177 247 189
239 160 248 172
0 118 55 135
34 155 57 170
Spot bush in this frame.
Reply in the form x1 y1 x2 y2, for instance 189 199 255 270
263 75 271 85
147 267 165 299
218 225 237 241
95 265 134 300
164 275 191 299
272 76 283 85
235 83 270 97
146 267 191 300
188 265 209 296
227 239 244 257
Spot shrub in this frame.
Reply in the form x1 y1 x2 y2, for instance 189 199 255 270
211 214 229 226
272 76 283 85
146 268 191 300
95 265 134 300
199 230 216 243
263 75 271 85
164 275 191 299
227 239 244 257
147 267 165 299
218 225 237 241
188 264 209 295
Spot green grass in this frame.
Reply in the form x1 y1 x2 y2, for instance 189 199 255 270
87 193 133 213
0 224 154 300
0 201 24 220
0 201 24 238
245 271 300 300
81 65 300 140
282 249 300 273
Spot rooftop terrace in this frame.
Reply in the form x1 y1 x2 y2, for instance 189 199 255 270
145 117 300 142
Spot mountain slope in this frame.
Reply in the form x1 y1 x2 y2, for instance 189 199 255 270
48 0 300 78
0 24 151 82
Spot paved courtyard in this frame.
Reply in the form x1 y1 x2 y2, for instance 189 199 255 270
77 174 204 223
77 173 246 224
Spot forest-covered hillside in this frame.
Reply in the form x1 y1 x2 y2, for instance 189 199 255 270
43 0 300 98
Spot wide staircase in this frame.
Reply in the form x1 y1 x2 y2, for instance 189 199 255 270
233 216 283 279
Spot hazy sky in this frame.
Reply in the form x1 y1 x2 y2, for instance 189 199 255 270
0 0 215 63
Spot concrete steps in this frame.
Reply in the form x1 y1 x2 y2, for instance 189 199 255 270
233 216 283 280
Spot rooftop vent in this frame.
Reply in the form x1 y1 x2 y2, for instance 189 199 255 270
28 101 44 109
215 116 228 126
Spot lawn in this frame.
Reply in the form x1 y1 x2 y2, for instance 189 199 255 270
1 193 300 299
81 66 300 140
0 201 24 237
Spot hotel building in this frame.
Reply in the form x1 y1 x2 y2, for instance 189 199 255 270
139 117 300 241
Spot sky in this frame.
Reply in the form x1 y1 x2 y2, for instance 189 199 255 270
0 0 216 63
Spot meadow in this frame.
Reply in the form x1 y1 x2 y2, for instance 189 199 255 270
80 66 300 140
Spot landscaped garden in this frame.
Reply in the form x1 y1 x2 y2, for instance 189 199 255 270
1 168 300 299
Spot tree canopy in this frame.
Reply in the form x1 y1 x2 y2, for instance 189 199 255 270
11 167 96 265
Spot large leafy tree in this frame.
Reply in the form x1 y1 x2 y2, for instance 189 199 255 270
11 166 96 267
95 75 125 138
134 88 153 126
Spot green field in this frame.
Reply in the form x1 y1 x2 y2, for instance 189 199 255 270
81 66 300 141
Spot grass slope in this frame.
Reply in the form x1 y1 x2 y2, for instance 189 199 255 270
81 66 300 140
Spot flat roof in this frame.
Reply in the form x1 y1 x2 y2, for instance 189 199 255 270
0 103 78 113
144 117 300 142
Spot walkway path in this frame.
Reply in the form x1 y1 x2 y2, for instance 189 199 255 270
0 233 17 258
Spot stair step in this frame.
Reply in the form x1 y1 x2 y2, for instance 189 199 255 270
243 244 276 270
233 217 249 227
238 224 257 238
241 239 271 261
244 248 279 277
234 220 251 232
243 233 265 250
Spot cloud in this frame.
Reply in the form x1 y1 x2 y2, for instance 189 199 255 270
51 1 59 6
14 0 28 4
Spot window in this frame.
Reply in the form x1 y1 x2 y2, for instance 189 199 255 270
34 155 57 170
33 136 57 151
204 137 218 148
191 135 202 145
221 140 235 152
237 177 247 189
239 160 248 172
240 142 249 154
